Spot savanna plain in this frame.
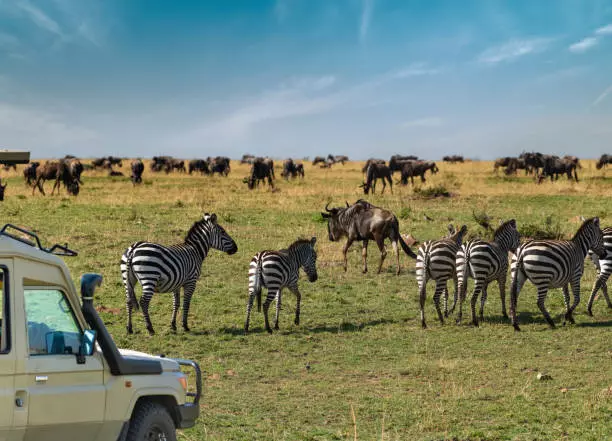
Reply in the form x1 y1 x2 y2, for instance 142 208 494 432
1 160 610 441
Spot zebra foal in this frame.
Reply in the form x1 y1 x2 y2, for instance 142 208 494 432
587 226 612 315
121 213 238 335
456 219 520 326
509 217 605 331
416 224 468 328
244 237 318 334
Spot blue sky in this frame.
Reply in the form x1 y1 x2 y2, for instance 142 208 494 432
1 0 611 159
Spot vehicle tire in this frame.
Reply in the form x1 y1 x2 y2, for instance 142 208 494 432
126 401 177 441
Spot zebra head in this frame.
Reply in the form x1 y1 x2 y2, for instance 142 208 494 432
578 217 605 258
299 237 318 282
494 219 520 253
200 213 238 255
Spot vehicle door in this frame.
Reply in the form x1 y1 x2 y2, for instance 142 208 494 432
0 264 18 441
21 287 106 441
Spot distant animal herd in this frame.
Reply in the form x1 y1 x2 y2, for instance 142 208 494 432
0 151 610 201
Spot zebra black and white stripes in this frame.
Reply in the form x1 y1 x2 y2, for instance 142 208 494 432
416 224 468 328
244 237 318 333
509 217 605 331
587 226 612 315
456 219 520 326
121 213 238 335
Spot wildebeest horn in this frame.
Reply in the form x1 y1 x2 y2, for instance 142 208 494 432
325 202 332 212
345 201 350 208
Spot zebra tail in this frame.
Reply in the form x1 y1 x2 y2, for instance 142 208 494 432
399 234 417 259
124 244 140 311
254 257 264 312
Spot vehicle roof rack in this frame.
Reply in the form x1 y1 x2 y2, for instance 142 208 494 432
0 224 78 257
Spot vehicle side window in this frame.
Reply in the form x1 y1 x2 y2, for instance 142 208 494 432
0 268 9 353
24 289 82 356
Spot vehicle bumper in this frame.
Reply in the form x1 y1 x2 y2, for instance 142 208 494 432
178 403 199 429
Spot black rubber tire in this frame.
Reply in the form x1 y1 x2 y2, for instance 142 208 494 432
126 401 177 441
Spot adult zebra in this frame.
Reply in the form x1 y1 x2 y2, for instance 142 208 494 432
416 224 468 328
587 226 612 315
456 219 520 326
509 217 605 331
121 213 238 335
244 237 318 334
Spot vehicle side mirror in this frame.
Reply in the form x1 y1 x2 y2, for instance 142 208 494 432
82 329 96 356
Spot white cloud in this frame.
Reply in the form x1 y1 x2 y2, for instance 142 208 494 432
595 24 612 35
401 117 443 129
592 84 612 107
478 38 553 65
16 1 64 37
359 0 374 42
568 37 598 53
389 62 442 79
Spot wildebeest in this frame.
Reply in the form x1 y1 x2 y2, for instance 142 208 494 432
209 156 231 176
131 159 144 185
519 152 544 175
23 161 40 186
2 164 16 172
327 154 348 165
151 156 172 172
188 159 210 175
493 157 512 172
562 155 581 169
91 157 108 169
167 158 186 173
321 199 417 274
107 156 123 168
399 160 439 185
241 154 256 164
596 154 612 170
389 154 419 173
244 159 274 190
538 156 579 183
0 179 7 201
281 159 304 179
443 155 464 163
109 171 124 177
32 160 80 196
361 162 393 194
504 157 529 175
312 156 326 166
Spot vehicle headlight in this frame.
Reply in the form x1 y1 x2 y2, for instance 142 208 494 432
178 375 188 392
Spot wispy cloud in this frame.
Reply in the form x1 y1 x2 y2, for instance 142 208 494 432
359 0 374 42
478 38 553 65
401 117 443 129
16 0 64 37
274 0 290 23
389 62 442 79
595 24 612 35
592 84 612 107
568 37 598 53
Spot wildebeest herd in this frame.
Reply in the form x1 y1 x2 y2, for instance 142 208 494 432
2 152 610 202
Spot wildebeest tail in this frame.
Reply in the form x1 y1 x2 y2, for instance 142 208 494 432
399 234 417 259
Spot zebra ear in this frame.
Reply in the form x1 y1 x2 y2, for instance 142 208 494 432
310 236 317 246
580 215 586 222
508 219 516 228
593 217 599 227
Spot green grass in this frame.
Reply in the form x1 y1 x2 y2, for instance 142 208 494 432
1 161 610 440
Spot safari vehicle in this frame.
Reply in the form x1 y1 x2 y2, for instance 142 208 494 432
0 154 201 441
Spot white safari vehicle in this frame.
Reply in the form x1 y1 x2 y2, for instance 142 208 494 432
0 222 201 440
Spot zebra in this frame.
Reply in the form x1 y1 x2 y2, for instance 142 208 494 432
244 237 318 334
416 224 468 329
456 219 520 326
121 213 238 335
509 217 605 331
587 226 612 316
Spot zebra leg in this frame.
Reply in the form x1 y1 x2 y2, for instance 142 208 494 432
587 271 611 315
456 277 467 325
603 277 612 308
433 280 446 325
139 283 156 335
262 289 277 333
288 285 302 326
181 281 197 332
274 289 282 330
442 286 449 317
510 264 527 331
171 288 180 332
536 286 555 329
245 276 261 333
479 284 488 322
343 238 355 272
419 278 428 329
470 283 483 327
562 285 571 325
362 240 369 273
448 274 459 316
123 267 138 335
375 235 387 274
498 274 508 319
567 279 581 324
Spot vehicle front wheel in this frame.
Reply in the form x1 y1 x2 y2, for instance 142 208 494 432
126 401 177 441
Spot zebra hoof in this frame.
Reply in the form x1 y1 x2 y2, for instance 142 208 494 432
513 324 521 332
421 322 427 329
183 325 191 332
586 309 593 317
170 323 177 332
146 327 155 336
126 326 133 335
266 327 273 334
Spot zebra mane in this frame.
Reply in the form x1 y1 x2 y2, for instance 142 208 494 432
573 217 598 240
184 218 207 242
288 238 313 250
493 219 516 238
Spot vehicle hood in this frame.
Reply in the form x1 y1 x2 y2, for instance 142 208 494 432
118 348 180 372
